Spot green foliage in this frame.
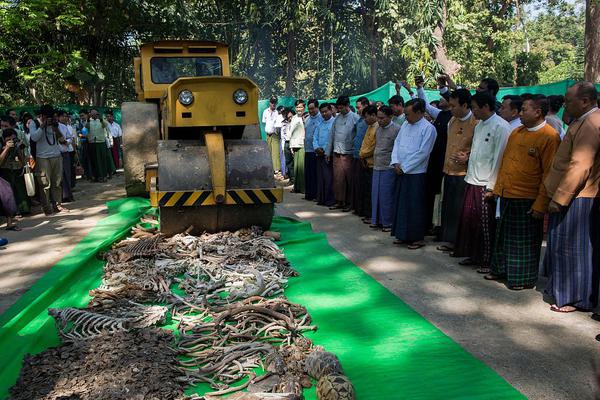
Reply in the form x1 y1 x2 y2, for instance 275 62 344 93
0 0 587 107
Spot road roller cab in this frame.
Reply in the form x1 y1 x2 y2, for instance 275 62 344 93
122 40 282 235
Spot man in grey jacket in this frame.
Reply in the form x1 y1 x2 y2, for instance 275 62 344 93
30 108 66 215
326 96 360 211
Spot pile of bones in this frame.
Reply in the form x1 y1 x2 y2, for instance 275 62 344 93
10 216 355 400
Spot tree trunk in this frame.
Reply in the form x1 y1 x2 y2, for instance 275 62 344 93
363 1 378 90
285 31 296 97
433 0 461 75
585 0 600 82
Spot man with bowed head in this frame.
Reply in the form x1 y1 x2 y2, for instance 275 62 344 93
390 98 437 249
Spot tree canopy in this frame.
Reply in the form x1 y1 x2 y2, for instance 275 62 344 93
0 0 588 107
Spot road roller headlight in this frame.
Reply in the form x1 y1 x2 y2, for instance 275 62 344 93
178 90 194 106
233 89 248 105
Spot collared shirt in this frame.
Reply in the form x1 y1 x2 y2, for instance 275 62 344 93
359 122 378 168
313 117 335 152
494 122 560 213
416 87 441 119
374 121 401 170
87 119 109 143
289 114 305 148
58 122 74 153
353 118 369 158
262 107 279 134
30 126 62 159
390 118 437 174
509 118 522 131
393 114 406 127
107 121 122 138
578 107 599 121
304 113 322 152
465 113 511 190
327 111 359 155
274 114 284 130
443 112 478 176
544 108 600 205
545 114 565 140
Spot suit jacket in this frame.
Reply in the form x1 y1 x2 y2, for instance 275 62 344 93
544 109 600 206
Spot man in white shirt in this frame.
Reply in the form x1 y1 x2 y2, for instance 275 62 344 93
57 111 74 202
499 95 522 131
390 98 437 249
106 111 123 169
453 91 511 271
262 96 281 173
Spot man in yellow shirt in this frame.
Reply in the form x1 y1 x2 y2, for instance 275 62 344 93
485 96 560 290
358 105 379 223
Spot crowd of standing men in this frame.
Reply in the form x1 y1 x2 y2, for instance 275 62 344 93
0 106 123 229
263 78 600 316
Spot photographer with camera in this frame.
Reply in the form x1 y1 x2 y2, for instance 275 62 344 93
0 131 21 231
0 128 30 216
29 107 67 215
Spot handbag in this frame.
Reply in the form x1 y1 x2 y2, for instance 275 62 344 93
75 163 84 176
23 165 35 197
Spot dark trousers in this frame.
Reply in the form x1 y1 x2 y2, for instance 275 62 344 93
315 155 335 206
284 140 294 181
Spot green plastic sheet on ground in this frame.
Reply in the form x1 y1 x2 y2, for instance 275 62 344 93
0 198 524 399
273 217 524 400
0 197 151 399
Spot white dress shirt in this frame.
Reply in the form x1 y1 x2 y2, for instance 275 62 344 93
107 121 122 138
390 117 437 174
262 108 279 134
509 117 522 131
465 113 511 190
58 122 74 153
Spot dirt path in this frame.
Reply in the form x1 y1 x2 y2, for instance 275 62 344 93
0 174 126 314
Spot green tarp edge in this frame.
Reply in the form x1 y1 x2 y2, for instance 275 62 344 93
0 197 523 399
0 197 151 399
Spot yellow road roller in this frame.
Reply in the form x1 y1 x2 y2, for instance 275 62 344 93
121 40 282 235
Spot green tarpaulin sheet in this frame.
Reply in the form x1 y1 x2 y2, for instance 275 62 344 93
0 198 523 399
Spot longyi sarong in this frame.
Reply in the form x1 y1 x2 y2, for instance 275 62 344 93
89 142 108 179
491 198 543 288
315 155 335 206
111 136 122 169
371 169 396 227
266 133 281 172
361 166 373 219
61 152 73 202
292 148 305 194
454 183 495 266
304 151 317 200
391 173 427 242
544 197 600 309
350 158 363 214
332 153 352 204
440 175 467 243
0 176 17 217
0 168 30 214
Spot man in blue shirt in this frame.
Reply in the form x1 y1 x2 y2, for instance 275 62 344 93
303 99 322 201
350 96 370 214
313 103 336 207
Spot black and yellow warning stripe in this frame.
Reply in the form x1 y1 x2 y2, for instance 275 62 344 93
153 188 283 207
